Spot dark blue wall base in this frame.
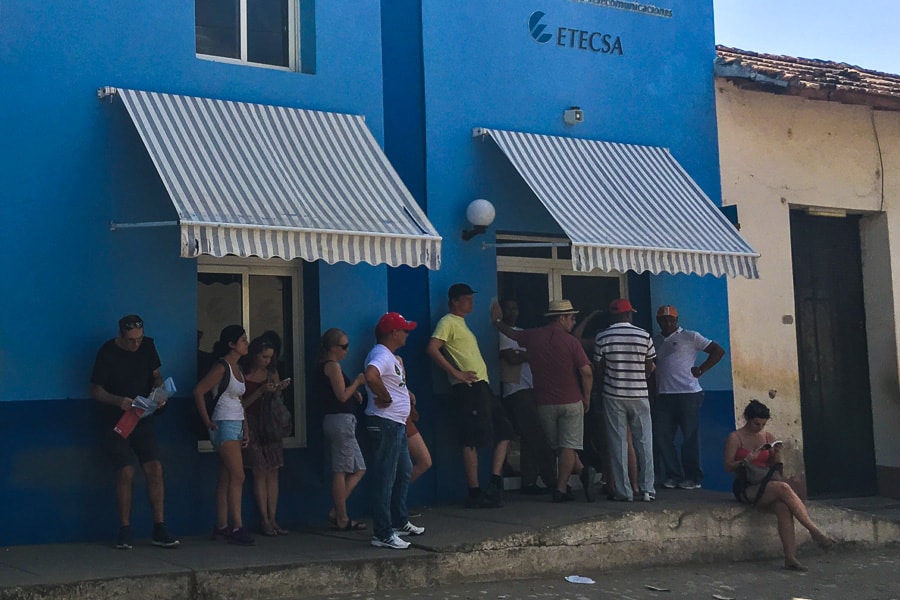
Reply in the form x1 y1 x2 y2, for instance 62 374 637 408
695 390 735 492
0 388 736 545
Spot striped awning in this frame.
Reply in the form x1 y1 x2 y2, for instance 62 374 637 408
107 87 441 269
473 128 759 278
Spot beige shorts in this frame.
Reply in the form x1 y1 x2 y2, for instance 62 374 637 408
537 402 584 450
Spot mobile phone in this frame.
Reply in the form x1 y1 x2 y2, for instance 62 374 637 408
280 378 292 386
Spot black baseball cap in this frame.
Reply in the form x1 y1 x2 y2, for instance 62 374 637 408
448 283 476 300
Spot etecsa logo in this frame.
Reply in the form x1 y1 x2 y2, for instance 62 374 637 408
528 11 552 44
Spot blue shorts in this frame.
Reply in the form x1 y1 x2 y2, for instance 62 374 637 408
210 420 244 450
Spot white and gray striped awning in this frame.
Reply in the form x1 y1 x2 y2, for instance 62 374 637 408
105 87 441 269
473 128 759 278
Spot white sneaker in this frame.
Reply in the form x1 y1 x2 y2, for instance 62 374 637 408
640 491 656 502
677 480 701 490
394 521 425 536
371 533 410 549
662 479 678 489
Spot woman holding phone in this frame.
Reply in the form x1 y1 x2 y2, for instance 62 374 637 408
724 400 835 571
240 335 291 536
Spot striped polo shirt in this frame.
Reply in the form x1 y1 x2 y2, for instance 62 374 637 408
594 322 656 399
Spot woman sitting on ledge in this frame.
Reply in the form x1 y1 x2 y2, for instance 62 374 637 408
723 399 835 572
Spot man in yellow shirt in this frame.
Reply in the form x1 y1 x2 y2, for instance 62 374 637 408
426 283 514 508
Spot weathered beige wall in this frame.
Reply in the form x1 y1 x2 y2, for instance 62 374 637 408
716 81 900 487
866 111 900 469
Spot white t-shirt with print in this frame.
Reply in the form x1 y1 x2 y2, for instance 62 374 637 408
364 344 411 425
653 327 712 394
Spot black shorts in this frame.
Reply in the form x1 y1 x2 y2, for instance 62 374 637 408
454 381 515 449
103 417 161 469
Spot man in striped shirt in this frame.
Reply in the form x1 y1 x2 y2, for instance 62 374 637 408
594 298 657 502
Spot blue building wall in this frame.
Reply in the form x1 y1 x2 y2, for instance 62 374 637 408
404 0 734 499
0 0 394 544
2 0 738 545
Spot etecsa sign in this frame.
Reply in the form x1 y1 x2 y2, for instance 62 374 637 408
528 10 624 55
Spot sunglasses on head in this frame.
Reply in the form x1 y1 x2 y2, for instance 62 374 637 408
122 319 143 330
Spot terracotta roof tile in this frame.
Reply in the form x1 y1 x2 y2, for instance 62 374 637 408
715 46 900 110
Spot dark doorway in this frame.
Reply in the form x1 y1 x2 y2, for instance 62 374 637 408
496 272 550 329
791 210 877 497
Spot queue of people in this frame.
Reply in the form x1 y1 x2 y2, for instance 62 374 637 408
90 289 834 567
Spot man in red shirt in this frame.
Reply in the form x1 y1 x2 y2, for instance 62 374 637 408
491 299 594 502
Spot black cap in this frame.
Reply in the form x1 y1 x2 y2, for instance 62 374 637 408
448 283 476 300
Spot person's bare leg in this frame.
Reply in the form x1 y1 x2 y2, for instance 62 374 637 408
770 500 802 569
251 467 271 532
266 470 281 530
463 447 479 487
214 462 229 529
408 433 433 483
573 453 584 475
626 427 639 494
758 482 833 547
344 470 365 500
331 471 349 526
116 466 135 526
491 439 510 476
557 448 576 492
142 460 165 523
219 441 246 528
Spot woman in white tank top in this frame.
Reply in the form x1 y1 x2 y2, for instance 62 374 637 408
193 324 257 546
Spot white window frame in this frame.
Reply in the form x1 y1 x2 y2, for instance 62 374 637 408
196 256 306 451
495 234 626 298
196 0 299 72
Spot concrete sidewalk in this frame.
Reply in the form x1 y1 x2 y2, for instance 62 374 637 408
2 490 899 600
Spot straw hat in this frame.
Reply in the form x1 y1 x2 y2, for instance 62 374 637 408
544 299 579 316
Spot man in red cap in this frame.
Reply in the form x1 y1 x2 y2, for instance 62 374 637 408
594 299 657 502
653 304 725 490
364 312 425 549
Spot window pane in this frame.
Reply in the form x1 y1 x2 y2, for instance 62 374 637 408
496 244 553 259
249 274 295 433
196 0 240 59
247 0 289 67
561 275 622 337
197 272 243 378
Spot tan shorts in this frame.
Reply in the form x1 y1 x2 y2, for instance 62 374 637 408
537 402 584 450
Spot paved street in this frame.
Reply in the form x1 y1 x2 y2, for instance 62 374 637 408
304 548 900 600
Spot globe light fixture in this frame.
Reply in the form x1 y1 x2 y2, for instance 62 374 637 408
462 199 496 241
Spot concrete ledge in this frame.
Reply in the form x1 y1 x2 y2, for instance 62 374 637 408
3 498 899 600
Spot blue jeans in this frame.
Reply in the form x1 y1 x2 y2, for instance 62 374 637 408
653 392 704 483
365 415 411 540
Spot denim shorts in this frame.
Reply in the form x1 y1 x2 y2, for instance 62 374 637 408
210 420 244 450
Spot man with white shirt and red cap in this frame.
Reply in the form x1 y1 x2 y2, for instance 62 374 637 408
653 304 725 491
364 312 426 549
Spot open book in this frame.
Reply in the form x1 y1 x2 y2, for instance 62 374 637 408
757 440 784 452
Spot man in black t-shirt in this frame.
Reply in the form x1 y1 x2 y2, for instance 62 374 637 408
90 314 179 550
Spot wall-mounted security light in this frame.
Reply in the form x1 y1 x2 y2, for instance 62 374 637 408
462 199 496 241
563 106 584 126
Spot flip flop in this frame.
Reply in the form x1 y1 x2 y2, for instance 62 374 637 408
273 526 289 536
331 519 367 531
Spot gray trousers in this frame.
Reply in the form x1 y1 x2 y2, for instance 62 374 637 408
603 395 655 500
